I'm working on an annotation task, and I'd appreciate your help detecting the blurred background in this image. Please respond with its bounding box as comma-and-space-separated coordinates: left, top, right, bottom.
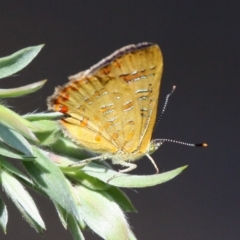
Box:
0, 1, 239, 239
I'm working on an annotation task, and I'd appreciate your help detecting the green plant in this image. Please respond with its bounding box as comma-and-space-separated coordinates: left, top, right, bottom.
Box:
0, 45, 187, 239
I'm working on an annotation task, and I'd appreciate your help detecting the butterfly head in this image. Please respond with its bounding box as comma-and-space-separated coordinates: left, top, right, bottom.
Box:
148, 139, 164, 155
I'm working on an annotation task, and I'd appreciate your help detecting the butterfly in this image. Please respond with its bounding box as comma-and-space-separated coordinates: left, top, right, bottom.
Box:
47, 42, 167, 174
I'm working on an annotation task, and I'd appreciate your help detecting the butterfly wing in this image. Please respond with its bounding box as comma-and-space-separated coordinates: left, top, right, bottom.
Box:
47, 42, 163, 158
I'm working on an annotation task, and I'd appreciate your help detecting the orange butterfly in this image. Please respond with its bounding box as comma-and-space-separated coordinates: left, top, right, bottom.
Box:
47, 42, 206, 174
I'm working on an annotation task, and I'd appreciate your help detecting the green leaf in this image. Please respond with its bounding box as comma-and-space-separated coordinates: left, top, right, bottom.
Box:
0, 45, 44, 79
66, 169, 110, 191
29, 119, 60, 133
0, 123, 34, 157
66, 164, 136, 211
0, 197, 8, 234
23, 147, 81, 222
0, 104, 38, 142
0, 80, 47, 98
67, 214, 85, 240
72, 184, 133, 240
128, 229, 137, 240
55, 204, 85, 240
0, 141, 29, 160
104, 187, 137, 212
28, 120, 60, 146
0, 157, 33, 187
24, 112, 64, 121
82, 163, 188, 188
54, 204, 68, 229
1, 169, 45, 233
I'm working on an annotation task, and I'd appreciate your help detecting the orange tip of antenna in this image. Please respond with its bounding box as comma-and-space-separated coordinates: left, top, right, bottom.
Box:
172, 85, 176, 92
196, 143, 208, 147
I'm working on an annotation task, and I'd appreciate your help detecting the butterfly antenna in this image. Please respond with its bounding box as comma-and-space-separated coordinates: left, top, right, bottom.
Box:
153, 138, 208, 148
154, 85, 176, 130
146, 139, 207, 174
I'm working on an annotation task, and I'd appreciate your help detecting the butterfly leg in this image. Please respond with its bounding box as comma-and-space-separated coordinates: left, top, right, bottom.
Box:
69, 155, 107, 167
118, 161, 137, 173
146, 153, 159, 173
107, 161, 137, 182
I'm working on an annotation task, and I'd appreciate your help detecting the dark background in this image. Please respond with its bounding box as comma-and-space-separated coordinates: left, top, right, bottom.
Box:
0, 1, 239, 239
